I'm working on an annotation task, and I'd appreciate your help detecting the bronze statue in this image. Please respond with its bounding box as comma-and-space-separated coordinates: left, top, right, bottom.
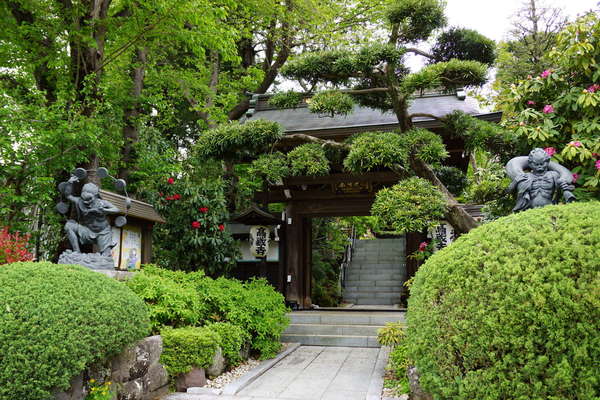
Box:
506, 148, 576, 212
57, 167, 130, 269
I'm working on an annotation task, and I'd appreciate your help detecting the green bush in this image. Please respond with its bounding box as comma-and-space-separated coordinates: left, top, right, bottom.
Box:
206, 322, 250, 366
128, 266, 289, 360
377, 322, 406, 347
160, 327, 220, 375
0, 262, 150, 400
407, 202, 600, 400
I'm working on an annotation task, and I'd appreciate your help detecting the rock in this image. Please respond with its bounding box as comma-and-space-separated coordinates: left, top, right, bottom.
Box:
176, 368, 207, 392
53, 374, 84, 400
118, 378, 144, 400
206, 347, 225, 378
239, 341, 251, 361
407, 365, 433, 400
112, 336, 162, 383
58, 250, 115, 270
143, 363, 168, 393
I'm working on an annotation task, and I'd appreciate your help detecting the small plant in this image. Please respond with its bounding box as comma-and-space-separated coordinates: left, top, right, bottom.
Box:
377, 322, 406, 347
408, 240, 437, 263
0, 227, 33, 264
85, 379, 113, 400
160, 326, 220, 376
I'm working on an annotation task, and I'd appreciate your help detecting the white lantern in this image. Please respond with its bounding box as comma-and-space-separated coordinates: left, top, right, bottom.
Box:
249, 225, 270, 258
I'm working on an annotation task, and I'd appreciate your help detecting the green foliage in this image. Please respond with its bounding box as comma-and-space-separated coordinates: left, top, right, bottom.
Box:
463, 159, 511, 204
194, 119, 283, 160
85, 380, 114, 400
206, 322, 250, 367
151, 175, 238, 274
371, 178, 447, 232
430, 27, 496, 66
386, 0, 447, 43
344, 132, 407, 173
0, 262, 150, 400
126, 265, 211, 332
128, 266, 289, 360
407, 202, 600, 400
287, 144, 331, 176
311, 218, 348, 307
433, 166, 467, 196
389, 342, 410, 380
249, 152, 289, 184
500, 14, 600, 199
160, 326, 220, 375
400, 128, 448, 163
268, 91, 304, 109
308, 91, 355, 117
403, 59, 488, 94
377, 322, 406, 346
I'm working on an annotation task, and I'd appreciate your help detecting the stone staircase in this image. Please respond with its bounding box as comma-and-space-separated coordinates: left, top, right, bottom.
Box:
343, 238, 406, 306
281, 310, 406, 347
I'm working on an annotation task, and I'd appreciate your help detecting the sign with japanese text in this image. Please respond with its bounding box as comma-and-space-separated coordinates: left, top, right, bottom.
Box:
249, 225, 270, 258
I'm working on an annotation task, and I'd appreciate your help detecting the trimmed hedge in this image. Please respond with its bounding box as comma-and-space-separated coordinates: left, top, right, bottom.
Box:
160, 327, 220, 375
0, 262, 150, 400
127, 265, 289, 359
407, 202, 600, 400
207, 322, 250, 367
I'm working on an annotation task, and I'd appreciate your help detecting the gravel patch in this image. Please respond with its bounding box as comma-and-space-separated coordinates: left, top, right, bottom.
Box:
205, 358, 260, 389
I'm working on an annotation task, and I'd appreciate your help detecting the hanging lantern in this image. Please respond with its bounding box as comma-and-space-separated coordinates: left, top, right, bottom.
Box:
249, 225, 270, 258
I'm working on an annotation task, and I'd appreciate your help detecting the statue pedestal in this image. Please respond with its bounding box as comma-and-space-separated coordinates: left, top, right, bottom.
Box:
58, 250, 115, 270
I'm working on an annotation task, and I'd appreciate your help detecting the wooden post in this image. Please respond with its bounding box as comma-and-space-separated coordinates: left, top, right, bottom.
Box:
285, 204, 302, 308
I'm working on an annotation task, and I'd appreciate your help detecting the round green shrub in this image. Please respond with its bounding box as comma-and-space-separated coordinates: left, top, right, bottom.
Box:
0, 262, 150, 400
206, 322, 250, 367
160, 326, 220, 375
407, 202, 600, 400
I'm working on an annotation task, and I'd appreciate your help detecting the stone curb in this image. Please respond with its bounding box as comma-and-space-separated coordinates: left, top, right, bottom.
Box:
366, 345, 391, 400
185, 342, 301, 396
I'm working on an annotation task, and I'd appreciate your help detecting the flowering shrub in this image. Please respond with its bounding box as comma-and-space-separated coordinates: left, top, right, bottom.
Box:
85, 380, 113, 400
0, 227, 33, 264
152, 176, 238, 274
501, 14, 600, 199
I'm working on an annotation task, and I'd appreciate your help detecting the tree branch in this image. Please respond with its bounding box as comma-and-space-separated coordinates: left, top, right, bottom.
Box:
276, 134, 350, 150
405, 47, 434, 59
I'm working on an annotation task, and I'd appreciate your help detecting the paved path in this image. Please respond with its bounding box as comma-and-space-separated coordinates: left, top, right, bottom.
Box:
165, 345, 389, 400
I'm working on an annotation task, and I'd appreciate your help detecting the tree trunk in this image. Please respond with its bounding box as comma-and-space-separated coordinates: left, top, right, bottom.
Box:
409, 156, 478, 234
118, 47, 148, 181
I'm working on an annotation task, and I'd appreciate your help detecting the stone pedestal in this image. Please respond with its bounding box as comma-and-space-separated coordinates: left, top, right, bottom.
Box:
58, 250, 115, 270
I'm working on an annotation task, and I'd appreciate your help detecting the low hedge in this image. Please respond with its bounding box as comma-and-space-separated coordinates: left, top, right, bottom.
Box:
207, 322, 250, 367
127, 265, 289, 359
407, 202, 600, 399
160, 327, 220, 375
0, 262, 150, 400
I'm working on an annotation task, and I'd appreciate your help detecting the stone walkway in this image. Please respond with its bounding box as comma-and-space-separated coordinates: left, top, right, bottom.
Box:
165, 345, 389, 400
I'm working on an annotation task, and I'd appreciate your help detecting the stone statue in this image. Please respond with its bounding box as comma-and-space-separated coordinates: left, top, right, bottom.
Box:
506, 148, 576, 212
57, 167, 130, 270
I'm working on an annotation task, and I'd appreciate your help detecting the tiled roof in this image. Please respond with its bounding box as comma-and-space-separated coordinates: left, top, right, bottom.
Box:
246, 93, 501, 134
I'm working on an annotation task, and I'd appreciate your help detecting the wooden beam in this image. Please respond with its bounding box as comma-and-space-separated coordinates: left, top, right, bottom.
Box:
280, 171, 401, 187
255, 190, 379, 203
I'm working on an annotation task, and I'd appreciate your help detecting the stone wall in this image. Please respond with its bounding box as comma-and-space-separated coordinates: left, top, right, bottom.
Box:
54, 335, 169, 400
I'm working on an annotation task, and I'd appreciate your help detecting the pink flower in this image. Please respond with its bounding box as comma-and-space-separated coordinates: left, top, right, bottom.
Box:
587, 84, 600, 93
191, 221, 201, 229
167, 177, 175, 185
543, 104, 554, 114
595, 160, 600, 170
418, 242, 428, 252
527, 100, 536, 105
572, 173, 579, 183
540, 70, 551, 78
544, 147, 556, 156
569, 141, 582, 147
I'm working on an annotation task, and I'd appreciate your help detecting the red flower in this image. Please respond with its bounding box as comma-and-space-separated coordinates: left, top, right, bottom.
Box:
159, 192, 164, 197
165, 195, 173, 201
418, 241, 428, 252
199, 207, 209, 213
173, 194, 181, 200
218, 224, 225, 232
167, 177, 175, 185
191, 221, 201, 229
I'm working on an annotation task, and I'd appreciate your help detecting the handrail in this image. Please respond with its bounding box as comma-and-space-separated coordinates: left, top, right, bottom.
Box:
340, 225, 356, 290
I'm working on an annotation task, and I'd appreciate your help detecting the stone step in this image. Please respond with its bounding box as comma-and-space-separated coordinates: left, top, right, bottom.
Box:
281, 333, 380, 347
288, 311, 405, 326
346, 267, 402, 274
344, 280, 404, 288
285, 323, 383, 336
346, 272, 404, 281
350, 263, 405, 269
345, 297, 400, 305
344, 288, 403, 296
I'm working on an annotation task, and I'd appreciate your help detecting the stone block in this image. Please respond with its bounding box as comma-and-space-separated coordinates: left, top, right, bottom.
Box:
408, 366, 433, 400
143, 363, 169, 393
112, 336, 162, 383
175, 367, 206, 392
118, 378, 144, 400
206, 347, 225, 378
